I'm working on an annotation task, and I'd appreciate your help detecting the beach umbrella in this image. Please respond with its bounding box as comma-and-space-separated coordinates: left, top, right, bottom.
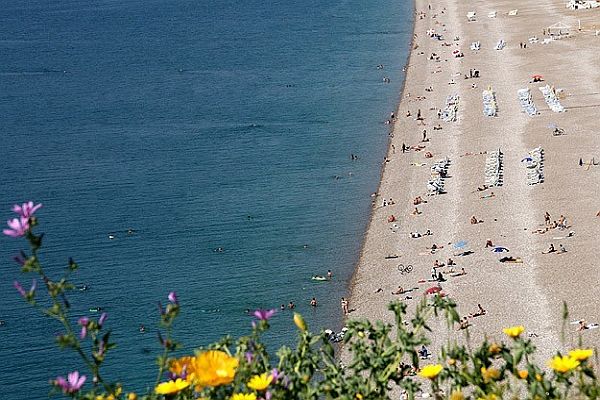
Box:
453, 240, 468, 249
492, 246, 509, 253
532, 74, 543, 81
425, 286, 442, 295
521, 156, 533, 162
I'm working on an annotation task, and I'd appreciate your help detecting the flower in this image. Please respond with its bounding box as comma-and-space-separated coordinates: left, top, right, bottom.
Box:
168, 291, 178, 305
418, 364, 443, 379
488, 343, 501, 354
450, 390, 464, 400
247, 372, 273, 391
155, 378, 190, 395
231, 394, 256, 400
12, 201, 42, 218
549, 355, 580, 373
569, 348, 593, 361
502, 325, 525, 338
518, 370, 529, 379
3, 217, 29, 237
192, 350, 238, 388
78, 317, 90, 339
293, 313, 306, 331
127, 394, 137, 400
98, 312, 108, 327
54, 371, 86, 394
14, 281, 26, 297
170, 356, 193, 379
477, 395, 498, 400
481, 366, 500, 382
253, 309, 276, 321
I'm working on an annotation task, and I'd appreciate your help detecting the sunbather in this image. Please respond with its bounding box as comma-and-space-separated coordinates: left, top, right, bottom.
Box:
542, 243, 556, 254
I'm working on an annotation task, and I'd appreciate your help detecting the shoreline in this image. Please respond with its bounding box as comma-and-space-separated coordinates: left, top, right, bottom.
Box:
348, 0, 600, 358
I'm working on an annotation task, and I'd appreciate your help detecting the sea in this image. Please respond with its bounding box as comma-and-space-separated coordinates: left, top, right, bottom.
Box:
0, 0, 413, 398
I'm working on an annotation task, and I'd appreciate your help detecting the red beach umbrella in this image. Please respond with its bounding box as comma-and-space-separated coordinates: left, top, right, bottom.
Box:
425, 286, 442, 295
532, 74, 543, 82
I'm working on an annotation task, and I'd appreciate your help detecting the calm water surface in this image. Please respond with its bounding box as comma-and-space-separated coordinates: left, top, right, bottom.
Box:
0, 0, 413, 397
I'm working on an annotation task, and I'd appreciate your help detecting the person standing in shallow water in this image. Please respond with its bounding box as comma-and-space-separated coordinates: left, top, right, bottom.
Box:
341, 297, 349, 315
310, 297, 317, 307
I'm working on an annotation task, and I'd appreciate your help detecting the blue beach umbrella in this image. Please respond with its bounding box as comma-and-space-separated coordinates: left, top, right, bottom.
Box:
492, 246, 509, 253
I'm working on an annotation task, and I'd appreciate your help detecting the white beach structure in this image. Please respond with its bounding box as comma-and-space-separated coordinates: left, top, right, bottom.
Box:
467, 11, 476, 21
547, 21, 571, 36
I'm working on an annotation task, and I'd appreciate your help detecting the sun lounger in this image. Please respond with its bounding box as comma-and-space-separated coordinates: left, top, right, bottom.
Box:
539, 85, 565, 112
517, 88, 538, 116
482, 89, 498, 117
440, 94, 459, 122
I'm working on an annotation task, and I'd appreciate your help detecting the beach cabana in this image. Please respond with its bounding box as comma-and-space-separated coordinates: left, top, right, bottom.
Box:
547, 21, 571, 36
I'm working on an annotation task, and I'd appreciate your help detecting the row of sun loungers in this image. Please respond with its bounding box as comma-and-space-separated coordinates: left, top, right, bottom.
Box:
539, 85, 565, 113
470, 41, 481, 51
482, 89, 497, 117
517, 88, 538, 116
441, 95, 459, 122
524, 147, 544, 185
485, 149, 503, 187
427, 158, 451, 195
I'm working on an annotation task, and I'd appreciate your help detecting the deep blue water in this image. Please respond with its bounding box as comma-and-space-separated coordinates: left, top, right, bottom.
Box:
0, 0, 413, 398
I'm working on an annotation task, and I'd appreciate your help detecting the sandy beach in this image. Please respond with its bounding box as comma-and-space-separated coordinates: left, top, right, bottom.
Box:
349, 0, 600, 362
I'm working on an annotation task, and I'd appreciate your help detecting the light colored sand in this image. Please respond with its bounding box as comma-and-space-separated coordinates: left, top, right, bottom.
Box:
349, 0, 600, 363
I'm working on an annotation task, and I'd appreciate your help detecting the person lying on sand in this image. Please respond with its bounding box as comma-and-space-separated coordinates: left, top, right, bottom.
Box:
392, 286, 405, 295
480, 192, 495, 199
412, 207, 422, 215
470, 216, 483, 224
413, 196, 426, 205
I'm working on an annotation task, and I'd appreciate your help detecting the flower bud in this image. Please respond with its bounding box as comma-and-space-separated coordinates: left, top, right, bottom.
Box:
293, 313, 306, 331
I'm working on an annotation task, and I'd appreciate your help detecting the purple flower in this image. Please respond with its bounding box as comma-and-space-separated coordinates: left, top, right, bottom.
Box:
12, 201, 42, 219
98, 341, 105, 357
98, 312, 107, 327
54, 371, 86, 394
14, 279, 36, 298
270, 368, 282, 382
13, 253, 26, 266
14, 281, 26, 297
78, 317, 89, 339
168, 291, 178, 305
245, 352, 254, 363
3, 217, 29, 237
253, 309, 276, 321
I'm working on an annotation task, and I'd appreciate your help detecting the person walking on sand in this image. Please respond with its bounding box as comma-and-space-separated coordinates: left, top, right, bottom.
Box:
327, 269, 333, 279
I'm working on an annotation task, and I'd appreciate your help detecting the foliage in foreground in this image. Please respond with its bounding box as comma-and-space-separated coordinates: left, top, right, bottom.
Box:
4, 201, 600, 400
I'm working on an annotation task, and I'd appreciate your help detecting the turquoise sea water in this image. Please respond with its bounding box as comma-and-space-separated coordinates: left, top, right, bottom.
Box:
0, 0, 413, 397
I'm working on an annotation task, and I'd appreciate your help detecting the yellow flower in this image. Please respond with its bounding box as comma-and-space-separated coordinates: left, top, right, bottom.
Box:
503, 325, 525, 338
535, 373, 543, 382
477, 395, 498, 400
170, 355, 194, 378
155, 378, 191, 395
450, 390, 464, 400
481, 366, 500, 382
488, 343, 501, 354
293, 313, 307, 331
518, 370, 529, 379
447, 358, 456, 366
356, 394, 363, 400
247, 372, 273, 391
193, 350, 239, 388
231, 394, 256, 400
569, 348, 594, 361
418, 364, 443, 379
549, 355, 580, 373
127, 394, 137, 400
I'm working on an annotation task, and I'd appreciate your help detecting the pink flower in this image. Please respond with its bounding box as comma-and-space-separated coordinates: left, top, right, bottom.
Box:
14, 281, 26, 297
253, 309, 276, 321
168, 291, 178, 305
78, 317, 90, 339
3, 217, 29, 237
54, 371, 86, 393
12, 201, 42, 219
